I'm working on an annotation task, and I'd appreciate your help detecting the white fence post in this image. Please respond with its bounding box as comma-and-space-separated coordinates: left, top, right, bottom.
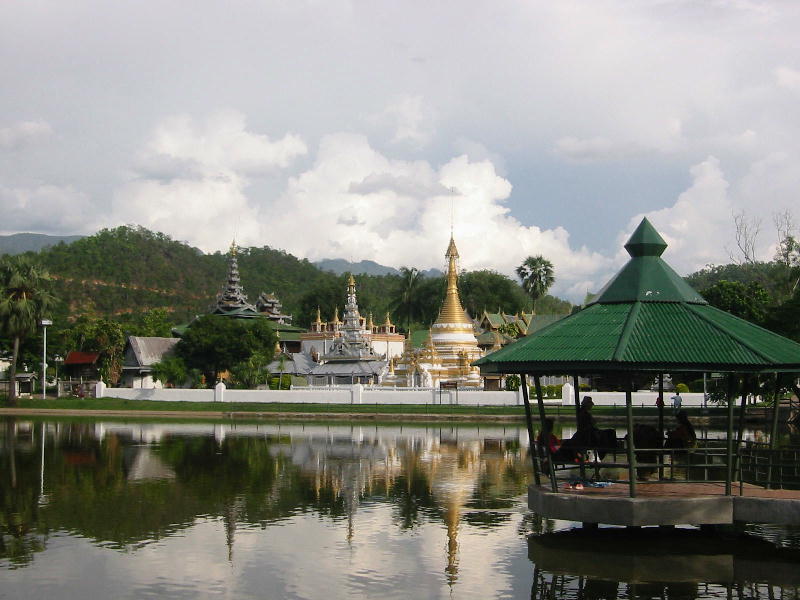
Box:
95, 380, 106, 398
214, 381, 226, 403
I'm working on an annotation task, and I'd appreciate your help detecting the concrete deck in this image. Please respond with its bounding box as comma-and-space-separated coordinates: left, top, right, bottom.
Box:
529, 481, 800, 526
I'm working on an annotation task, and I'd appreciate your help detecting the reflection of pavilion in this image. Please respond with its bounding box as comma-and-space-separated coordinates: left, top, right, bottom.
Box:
529, 528, 800, 600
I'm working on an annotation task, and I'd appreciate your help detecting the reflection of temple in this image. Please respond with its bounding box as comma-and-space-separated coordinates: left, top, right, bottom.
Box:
384, 236, 483, 387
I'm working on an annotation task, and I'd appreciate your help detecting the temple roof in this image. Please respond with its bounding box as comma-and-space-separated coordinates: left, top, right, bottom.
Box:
211, 242, 259, 318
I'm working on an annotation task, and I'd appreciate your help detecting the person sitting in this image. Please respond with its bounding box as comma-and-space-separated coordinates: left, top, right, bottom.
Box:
666, 410, 697, 449
536, 418, 561, 472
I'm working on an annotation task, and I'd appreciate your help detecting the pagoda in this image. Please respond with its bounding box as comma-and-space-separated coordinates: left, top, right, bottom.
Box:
210, 242, 259, 318
388, 235, 483, 387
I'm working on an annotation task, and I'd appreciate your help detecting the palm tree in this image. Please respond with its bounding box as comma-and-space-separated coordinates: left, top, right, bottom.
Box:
0, 256, 54, 407
392, 266, 422, 329
516, 255, 555, 313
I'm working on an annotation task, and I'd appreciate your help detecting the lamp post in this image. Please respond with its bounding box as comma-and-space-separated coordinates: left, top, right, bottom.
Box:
54, 354, 63, 398
40, 319, 52, 400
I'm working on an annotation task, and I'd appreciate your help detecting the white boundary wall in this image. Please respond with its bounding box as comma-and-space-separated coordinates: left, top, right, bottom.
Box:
561, 382, 712, 407
95, 382, 544, 406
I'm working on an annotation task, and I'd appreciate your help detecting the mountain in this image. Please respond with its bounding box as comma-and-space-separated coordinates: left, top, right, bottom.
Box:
315, 258, 443, 278
0, 233, 83, 255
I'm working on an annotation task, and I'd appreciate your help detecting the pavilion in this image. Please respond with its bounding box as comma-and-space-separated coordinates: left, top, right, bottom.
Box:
475, 217, 800, 527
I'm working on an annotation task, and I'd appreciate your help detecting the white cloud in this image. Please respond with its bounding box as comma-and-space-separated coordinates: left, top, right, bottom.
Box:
775, 66, 800, 92
259, 134, 611, 299
0, 119, 52, 150
0, 183, 95, 234
368, 96, 434, 148
111, 111, 307, 246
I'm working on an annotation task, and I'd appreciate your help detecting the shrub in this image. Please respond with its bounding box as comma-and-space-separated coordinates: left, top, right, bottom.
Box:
505, 374, 520, 391
676, 383, 690, 394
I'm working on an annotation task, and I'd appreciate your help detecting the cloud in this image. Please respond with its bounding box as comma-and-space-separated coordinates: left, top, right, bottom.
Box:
0, 183, 96, 234
258, 134, 612, 300
775, 66, 800, 92
111, 111, 307, 245
368, 96, 434, 148
0, 120, 52, 150
553, 136, 644, 162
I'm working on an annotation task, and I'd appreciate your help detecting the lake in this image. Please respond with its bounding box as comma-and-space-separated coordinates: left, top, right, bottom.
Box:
1, 418, 798, 599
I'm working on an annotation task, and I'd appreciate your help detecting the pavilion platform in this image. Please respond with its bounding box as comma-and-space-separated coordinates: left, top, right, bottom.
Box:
529, 480, 800, 527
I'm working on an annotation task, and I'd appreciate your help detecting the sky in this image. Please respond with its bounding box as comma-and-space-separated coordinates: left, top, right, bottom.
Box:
2, 0, 800, 301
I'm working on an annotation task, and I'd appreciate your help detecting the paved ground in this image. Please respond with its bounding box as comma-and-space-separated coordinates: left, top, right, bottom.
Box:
542, 480, 800, 499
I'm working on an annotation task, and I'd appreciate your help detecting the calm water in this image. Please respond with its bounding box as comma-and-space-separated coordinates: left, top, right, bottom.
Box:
1, 418, 798, 599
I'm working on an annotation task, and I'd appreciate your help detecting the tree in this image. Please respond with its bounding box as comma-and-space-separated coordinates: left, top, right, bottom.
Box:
457, 270, 529, 316
391, 267, 423, 329
229, 351, 271, 390
176, 315, 277, 386
0, 256, 54, 406
700, 280, 771, 325
516, 256, 555, 313
60, 317, 126, 383
151, 355, 189, 388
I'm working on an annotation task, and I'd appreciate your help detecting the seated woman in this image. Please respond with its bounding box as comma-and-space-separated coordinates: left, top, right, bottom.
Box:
666, 410, 697, 449
536, 418, 561, 471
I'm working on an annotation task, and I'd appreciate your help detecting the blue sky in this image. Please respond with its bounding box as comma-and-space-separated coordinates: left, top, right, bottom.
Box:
2, 1, 799, 300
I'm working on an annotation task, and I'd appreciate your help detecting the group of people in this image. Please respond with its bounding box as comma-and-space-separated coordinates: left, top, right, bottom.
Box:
536, 395, 698, 467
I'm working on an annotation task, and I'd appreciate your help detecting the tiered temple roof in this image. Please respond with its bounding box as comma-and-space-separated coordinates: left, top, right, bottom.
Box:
210, 242, 259, 318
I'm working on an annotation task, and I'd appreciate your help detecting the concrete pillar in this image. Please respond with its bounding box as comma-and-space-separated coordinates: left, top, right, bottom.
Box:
95, 380, 106, 398
561, 381, 574, 406
351, 383, 363, 404
214, 381, 226, 403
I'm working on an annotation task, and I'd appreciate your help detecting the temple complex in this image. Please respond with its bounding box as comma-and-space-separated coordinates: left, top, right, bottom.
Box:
308, 275, 386, 385
301, 304, 404, 360
383, 236, 482, 388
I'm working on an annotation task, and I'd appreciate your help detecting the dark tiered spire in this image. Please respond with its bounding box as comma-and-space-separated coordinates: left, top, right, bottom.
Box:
211, 242, 258, 318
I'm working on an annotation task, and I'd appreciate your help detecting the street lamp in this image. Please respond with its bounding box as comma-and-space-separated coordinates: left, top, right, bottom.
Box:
40, 319, 52, 400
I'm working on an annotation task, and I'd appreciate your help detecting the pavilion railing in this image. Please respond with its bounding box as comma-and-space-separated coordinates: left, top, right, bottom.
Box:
738, 440, 800, 490
536, 438, 735, 487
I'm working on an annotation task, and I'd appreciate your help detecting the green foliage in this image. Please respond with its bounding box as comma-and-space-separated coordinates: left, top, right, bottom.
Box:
151, 355, 189, 388
176, 315, 276, 385
675, 383, 689, 394
516, 255, 555, 311
59, 316, 126, 383
268, 374, 293, 390
458, 270, 530, 316
0, 256, 55, 405
230, 351, 271, 389
391, 267, 423, 329
504, 374, 520, 391
700, 280, 770, 325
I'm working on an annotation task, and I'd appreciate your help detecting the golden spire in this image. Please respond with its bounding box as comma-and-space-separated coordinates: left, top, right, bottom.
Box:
367, 312, 374, 330
230, 239, 237, 256
388, 357, 395, 374
434, 235, 474, 327
347, 273, 356, 290
333, 306, 340, 323
384, 312, 393, 326
314, 307, 322, 324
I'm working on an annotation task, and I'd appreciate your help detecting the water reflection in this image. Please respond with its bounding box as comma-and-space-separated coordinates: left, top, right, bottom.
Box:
2, 417, 799, 599
530, 528, 800, 600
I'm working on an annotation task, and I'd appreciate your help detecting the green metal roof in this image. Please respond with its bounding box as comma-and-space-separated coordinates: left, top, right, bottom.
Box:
475, 218, 800, 375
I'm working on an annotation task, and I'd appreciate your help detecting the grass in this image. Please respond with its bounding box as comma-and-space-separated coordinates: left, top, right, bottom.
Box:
1, 395, 734, 419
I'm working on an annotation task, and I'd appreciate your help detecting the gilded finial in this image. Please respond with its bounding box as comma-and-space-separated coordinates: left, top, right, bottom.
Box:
230, 239, 237, 256
384, 312, 392, 326
314, 307, 322, 324
367, 312, 374, 330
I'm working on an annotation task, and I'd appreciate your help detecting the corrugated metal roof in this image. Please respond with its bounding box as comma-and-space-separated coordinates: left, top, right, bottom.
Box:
64, 351, 100, 365
475, 218, 800, 375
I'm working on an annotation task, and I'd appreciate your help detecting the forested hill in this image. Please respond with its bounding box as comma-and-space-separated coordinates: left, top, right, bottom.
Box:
24, 225, 573, 329
31, 226, 331, 323
0, 232, 84, 255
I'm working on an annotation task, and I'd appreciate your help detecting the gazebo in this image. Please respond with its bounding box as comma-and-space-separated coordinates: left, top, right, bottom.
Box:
475, 218, 800, 526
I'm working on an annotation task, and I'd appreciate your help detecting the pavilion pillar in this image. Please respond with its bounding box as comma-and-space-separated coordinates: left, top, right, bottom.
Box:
734, 375, 750, 492
768, 375, 781, 489
534, 375, 558, 493
657, 373, 665, 480
769, 374, 781, 450
725, 375, 738, 496
625, 380, 637, 498
572, 375, 585, 479
520, 374, 541, 487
